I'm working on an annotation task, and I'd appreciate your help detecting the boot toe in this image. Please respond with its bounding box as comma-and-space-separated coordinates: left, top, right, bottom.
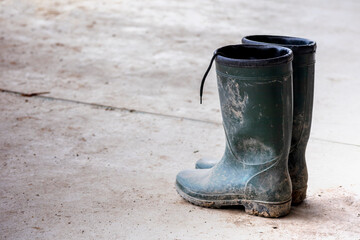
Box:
176, 169, 226, 207
175, 167, 244, 201
175, 169, 210, 197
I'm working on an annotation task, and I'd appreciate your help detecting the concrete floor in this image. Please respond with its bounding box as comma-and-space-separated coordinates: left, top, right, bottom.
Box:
1, 0, 360, 239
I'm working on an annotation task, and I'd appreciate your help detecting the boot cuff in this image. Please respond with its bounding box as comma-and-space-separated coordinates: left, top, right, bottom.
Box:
215, 44, 293, 68
242, 35, 316, 55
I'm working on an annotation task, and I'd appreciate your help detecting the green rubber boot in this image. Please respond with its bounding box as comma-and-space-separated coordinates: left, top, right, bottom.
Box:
195, 35, 316, 205
176, 44, 294, 217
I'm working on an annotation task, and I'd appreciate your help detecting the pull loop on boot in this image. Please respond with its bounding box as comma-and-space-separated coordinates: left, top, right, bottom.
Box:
199, 52, 219, 104
176, 44, 294, 218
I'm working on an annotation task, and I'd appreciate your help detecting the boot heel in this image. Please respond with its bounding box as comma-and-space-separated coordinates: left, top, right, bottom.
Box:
292, 186, 307, 205
243, 200, 291, 218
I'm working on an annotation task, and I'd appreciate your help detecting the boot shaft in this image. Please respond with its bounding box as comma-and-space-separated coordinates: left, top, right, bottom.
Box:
214, 44, 293, 165
241, 35, 316, 150
291, 51, 315, 150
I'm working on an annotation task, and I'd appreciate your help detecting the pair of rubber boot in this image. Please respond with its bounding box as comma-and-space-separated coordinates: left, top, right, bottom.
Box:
175, 35, 316, 218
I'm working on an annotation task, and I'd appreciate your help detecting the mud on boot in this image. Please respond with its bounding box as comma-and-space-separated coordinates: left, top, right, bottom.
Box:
195, 36, 316, 205
176, 44, 294, 218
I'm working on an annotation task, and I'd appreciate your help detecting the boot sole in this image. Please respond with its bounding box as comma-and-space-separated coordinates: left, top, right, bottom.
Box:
195, 164, 307, 206
176, 184, 291, 218
291, 186, 307, 205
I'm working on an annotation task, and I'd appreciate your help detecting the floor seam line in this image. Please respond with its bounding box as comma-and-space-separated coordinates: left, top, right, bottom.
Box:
311, 137, 360, 148
2, 89, 359, 148
0, 88, 221, 126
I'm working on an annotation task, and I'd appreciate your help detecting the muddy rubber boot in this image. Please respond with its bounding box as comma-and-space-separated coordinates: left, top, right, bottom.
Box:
195, 35, 316, 205
176, 44, 294, 217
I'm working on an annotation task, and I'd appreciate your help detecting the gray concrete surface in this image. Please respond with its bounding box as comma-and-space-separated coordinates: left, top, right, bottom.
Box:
1, 0, 360, 239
